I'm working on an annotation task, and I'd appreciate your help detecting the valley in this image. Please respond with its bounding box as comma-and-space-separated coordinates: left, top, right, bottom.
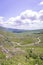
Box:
0, 29, 43, 65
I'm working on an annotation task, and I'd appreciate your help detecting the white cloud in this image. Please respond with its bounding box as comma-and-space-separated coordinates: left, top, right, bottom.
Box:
0, 10, 43, 30
0, 17, 4, 22
0, 17, 5, 26
39, 1, 43, 5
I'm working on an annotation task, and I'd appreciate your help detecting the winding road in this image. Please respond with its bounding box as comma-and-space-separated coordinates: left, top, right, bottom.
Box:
16, 37, 41, 47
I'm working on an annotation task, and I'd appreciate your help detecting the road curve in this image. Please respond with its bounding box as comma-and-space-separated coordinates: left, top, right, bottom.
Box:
16, 37, 41, 47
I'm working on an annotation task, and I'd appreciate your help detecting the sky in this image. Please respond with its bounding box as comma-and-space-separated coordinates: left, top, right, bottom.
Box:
0, 0, 43, 30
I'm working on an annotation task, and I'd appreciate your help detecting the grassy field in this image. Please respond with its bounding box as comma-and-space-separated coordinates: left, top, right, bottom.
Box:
0, 30, 43, 65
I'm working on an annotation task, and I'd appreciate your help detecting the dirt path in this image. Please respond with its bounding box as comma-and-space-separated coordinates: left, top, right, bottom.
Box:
35, 37, 41, 44
16, 37, 41, 47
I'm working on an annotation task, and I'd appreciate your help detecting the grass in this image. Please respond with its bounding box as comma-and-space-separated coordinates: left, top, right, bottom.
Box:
0, 30, 43, 65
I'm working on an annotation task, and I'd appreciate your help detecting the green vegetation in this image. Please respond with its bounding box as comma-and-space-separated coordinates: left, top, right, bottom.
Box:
0, 30, 43, 65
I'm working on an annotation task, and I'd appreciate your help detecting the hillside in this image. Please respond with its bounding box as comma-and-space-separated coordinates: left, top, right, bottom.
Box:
0, 28, 43, 65
0, 26, 43, 33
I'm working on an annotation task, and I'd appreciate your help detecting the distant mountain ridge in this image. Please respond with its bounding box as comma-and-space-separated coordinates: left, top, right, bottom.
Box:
0, 26, 43, 33
0, 26, 26, 33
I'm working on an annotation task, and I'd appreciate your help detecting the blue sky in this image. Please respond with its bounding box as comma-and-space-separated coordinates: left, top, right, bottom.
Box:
0, 0, 43, 18
0, 0, 43, 30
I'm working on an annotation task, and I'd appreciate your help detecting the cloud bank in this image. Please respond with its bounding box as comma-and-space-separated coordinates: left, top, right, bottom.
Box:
0, 10, 43, 30
39, 1, 43, 5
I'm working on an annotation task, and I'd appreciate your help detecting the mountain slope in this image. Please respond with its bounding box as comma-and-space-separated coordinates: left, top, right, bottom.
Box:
0, 28, 43, 65
0, 26, 43, 33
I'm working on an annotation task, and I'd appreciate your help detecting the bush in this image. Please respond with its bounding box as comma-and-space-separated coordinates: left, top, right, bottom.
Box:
32, 53, 38, 59
29, 52, 38, 59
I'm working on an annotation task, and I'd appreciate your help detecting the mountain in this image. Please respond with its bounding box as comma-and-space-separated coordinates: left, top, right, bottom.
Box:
0, 26, 43, 65
0, 26, 26, 33
0, 26, 43, 33
26, 29, 43, 34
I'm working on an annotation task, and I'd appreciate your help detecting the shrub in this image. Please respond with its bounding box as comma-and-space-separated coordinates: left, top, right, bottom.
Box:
29, 52, 38, 59
32, 53, 38, 59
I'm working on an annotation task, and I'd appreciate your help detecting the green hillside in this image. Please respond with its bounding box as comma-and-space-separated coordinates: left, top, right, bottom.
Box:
0, 29, 43, 65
